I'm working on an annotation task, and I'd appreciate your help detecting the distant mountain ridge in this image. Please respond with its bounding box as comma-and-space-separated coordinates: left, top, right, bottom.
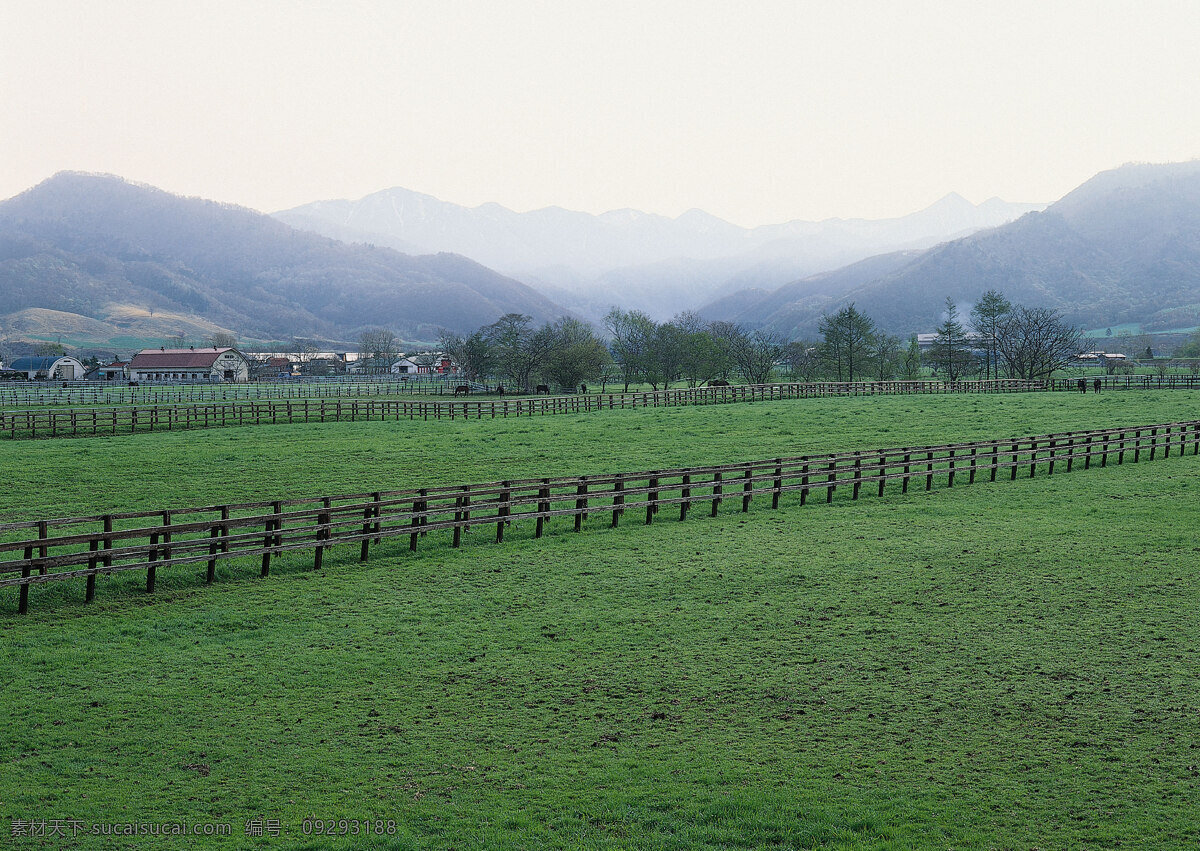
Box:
699, 161, 1200, 338
0, 172, 566, 347
274, 188, 1043, 319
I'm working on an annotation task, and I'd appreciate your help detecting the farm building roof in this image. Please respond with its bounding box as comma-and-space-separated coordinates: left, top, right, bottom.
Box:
128, 347, 240, 369
8, 356, 70, 371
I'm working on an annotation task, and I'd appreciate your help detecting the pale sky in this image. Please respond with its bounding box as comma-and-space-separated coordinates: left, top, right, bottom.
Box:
2, 0, 1199, 227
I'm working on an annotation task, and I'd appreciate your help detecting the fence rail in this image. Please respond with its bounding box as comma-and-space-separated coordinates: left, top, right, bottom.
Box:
0, 377, 459, 408
4, 418, 1197, 614
0, 380, 1049, 440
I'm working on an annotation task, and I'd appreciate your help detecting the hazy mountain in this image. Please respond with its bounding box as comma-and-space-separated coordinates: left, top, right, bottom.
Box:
700, 161, 1200, 338
0, 173, 566, 346
274, 188, 1042, 319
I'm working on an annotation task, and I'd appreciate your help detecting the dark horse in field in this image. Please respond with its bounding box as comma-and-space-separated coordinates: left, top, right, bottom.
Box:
454, 385, 470, 396
536, 384, 550, 394
580, 384, 587, 394
495, 385, 505, 396
1093, 378, 1102, 392
1077, 378, 1087, 393
707, 379, 730, 387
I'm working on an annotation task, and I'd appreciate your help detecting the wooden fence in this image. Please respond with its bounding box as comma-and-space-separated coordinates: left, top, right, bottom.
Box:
4, 419, 1197, 615
0, 376, 459, 408
1050, 375, 1200, 391
0, 380, 1049, 440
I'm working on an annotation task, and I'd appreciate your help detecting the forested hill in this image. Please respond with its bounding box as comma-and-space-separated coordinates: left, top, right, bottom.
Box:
0, 172, 566, 343
703, 161, 1200, 337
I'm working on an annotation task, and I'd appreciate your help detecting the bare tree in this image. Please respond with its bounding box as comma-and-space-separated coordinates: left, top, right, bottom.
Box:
359, 327, 399, 374
208, 331, 239, 349
997, 306, 1083, 380
729, 327, 787, 385
784, 340, 820, 381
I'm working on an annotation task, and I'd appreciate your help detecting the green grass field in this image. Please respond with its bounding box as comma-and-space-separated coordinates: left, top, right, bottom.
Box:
2, 392, 1199, 848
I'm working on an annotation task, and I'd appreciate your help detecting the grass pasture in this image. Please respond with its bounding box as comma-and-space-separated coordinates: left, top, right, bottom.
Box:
2, 392, 1200, 848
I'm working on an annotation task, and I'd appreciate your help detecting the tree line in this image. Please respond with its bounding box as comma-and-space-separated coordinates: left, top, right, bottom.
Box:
356, 289, 1082, 392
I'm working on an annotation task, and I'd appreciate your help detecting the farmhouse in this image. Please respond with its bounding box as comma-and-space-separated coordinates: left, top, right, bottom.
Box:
128, 347, 251, 382
6, 355, 87, 380
92, 360, 130, 381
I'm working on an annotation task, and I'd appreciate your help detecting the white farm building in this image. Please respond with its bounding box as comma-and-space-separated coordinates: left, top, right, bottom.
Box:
128, 347, 251, 382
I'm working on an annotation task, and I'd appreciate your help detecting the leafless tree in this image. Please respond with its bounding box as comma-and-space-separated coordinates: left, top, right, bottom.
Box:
997, 306, 1083, 380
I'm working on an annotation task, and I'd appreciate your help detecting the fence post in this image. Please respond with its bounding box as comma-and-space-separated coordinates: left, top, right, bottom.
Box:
826, 459, 837, 503
536, 479, 551, 537
647, 474, 660, 524
102, 515, 113, 568
207, 521, 220, 583
575, 478, 588, 531
1010, 442, 1019, 480
947, 449, 956, 487
86, 539, 99, 603
612, 476, 624, 527
1150, 428, 1159, 461
773, 460, 783, 508
1048, 440, 1056, 475
498, 482, 511, 542
261, 504, 276, 577
852, 454, 862, 500
360, 498, 374, 561
925, 451, 934, 491
711, 471, 724, 516
1066, 437, 1074, 473
147, 530, 159, 594
453, 490, 466, 548
1133, 429, 1141, 463
741, 466, 753, 511
1029, 440, 1038, 477
680, 474, 691, 520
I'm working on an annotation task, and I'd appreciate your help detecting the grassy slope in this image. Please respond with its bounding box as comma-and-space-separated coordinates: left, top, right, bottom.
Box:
2, 392, 1199, 848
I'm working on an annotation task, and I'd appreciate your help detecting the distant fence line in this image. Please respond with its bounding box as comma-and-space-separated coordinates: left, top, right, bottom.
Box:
0, 376, 460, 408
2, 373, 1198, 411
3, 418, 1196, 615
0, 380, 1050, 440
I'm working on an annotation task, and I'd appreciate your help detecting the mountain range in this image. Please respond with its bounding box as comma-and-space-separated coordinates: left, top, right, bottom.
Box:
0, 172, 563, 348
274, 189, 1042, 320
3, 162, 1200, 353
702, 161, 1200, 338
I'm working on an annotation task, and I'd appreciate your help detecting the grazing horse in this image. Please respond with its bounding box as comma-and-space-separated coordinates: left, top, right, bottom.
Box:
536, 384, 550, 394
1093, 378, 1102, 393
454, 384, 470, 396
708, 379, 730, 387
495, 384, 505, 397
580, 384, 587, 394
1077, 378, 1087, 393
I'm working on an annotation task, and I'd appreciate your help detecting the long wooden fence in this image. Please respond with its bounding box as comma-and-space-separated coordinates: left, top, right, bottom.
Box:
0, 376, 458, 408
4, 419, 1197, 614
0, 380, 1048, 440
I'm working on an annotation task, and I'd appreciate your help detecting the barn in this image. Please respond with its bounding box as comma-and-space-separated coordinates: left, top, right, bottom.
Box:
6, 355, 87, 380
128, 347, 251, 382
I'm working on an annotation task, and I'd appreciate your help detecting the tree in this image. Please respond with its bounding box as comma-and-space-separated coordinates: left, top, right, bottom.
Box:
784, 340, 820, 381
358, 327, 398, 374
542, 317, 609, 391
997, 306, 1083, 379
484, 313, 556, 392
928, 298, 971, 381
873, 334, 902, 380
208, 331, 238, 349
970, 290, 1012, 379
900, 334, 923, 379
604, 308, 656, 391
439, 330, 494, 383
818, 303, 877, 381
728, 326, 787, 385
